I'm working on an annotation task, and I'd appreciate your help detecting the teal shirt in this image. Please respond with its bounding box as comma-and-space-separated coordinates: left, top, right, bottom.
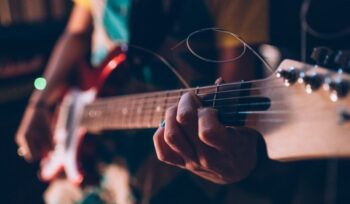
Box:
88, 0, 131, 66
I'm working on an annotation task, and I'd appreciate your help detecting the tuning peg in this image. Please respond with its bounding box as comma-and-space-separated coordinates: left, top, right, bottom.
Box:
311, 47, 334, 66
302, 73, 324, 93
276, 67, 300, 86
328, 79, 350, 102
334, 50, 350, 71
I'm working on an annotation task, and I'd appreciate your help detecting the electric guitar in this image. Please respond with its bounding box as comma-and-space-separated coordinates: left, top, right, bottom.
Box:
39, 46, 350, 184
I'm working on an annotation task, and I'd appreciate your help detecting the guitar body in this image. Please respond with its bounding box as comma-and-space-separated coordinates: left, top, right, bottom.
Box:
40, 88, 96, 183
40, 47, 128, 184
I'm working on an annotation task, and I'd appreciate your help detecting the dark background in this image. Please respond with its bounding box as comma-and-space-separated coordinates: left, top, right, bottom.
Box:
0, 0, 349, 203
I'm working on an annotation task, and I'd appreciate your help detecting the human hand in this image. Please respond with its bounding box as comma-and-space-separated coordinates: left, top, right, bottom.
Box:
15, 104, 53, 161
153, 92, 258, 184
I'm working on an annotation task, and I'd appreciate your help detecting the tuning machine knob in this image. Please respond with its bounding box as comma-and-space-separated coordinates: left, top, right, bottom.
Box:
276, 67, 300, 86
311, 47, 334, 66
301, 73, 324, 94
334, 50, 350, 72
328, 79, 350, 102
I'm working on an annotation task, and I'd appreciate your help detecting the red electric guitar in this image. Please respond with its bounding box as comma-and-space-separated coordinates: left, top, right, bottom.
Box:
39, 46, 350, 184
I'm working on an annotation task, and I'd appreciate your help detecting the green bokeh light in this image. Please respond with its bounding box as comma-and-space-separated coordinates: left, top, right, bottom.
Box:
34, 77, 47, 90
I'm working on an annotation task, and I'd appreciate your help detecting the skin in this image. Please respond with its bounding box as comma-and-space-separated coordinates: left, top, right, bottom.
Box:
153, 92, 259, 184
16, 5, 92, 161
153, 47, 261, 184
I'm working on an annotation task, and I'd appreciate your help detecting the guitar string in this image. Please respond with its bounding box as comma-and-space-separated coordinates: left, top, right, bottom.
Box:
85, 95, 340, 124
85, 102, 333, 124
83, 77, 338, 126
89, 77, 283, 110
82, 96, 333, 128
214, 101, 281, 109
89, 114, 327, 127
84, 86, 336, 119
82, 88, 336, 125
90, 99, 280, 113
99, 83, 284, 106
85, 85, 307, 114
85, 96, 271, 120
85, 112, 333, 129
83, 100, 281, 120
90, 91, 269, 111
90, 94, 277, 112
95, 112, 297, 124
90, 100, 316, 118
100, 68, 340, 106
82, 75, 339, 128
92, 75, 279, 104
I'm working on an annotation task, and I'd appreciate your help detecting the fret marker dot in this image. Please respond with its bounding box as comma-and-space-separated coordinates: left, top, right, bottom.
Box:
156, 106, 161, 112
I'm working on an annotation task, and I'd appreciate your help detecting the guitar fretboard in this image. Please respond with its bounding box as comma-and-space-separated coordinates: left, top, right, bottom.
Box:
80, 81, 270, 131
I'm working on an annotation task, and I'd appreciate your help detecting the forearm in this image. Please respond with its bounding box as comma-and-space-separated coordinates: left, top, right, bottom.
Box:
16, 5, 92, 161
30, 31, 90, 106
30, 4, 92, 106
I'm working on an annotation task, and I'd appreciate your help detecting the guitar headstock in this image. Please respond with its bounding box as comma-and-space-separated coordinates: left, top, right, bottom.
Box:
248, 57, 350, 161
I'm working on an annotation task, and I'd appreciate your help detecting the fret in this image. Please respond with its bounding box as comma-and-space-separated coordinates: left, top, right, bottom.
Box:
121, 99, 129, 128
195, 86, 199, 95
101, 104, 107, 129
152, 114, 163, 127
120, 98, 128, 129
125, 96, 133, 128
100, 104, 108, 129
110, 102, 118, 129
196, 86, 216, 96
143, 95, 151, 127
132, 96, 139, 128
131, 96, 139, 128
152, 93, 165, 126
115, 106, 122, 128
107, 103, 115, 128
140, 95, 148, 128
215, 80, 246, 126
137, 96, 145, 128
162, 91, 169, 121
212, 83, 219, 107
149, 94, 157, 128
178, 89, 183, 102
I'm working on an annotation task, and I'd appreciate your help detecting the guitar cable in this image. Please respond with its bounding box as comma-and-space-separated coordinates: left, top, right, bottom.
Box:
171, 27, 275, 74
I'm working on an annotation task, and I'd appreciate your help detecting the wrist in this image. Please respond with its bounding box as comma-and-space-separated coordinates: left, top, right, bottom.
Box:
28, 91, 53, 110
27, 100, 50, 109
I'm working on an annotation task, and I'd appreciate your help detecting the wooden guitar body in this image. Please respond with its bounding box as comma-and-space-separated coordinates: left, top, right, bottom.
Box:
40, 47, 127, 184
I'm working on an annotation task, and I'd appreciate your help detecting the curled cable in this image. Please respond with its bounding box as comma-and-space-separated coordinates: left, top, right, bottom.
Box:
172, 27, 274, 73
